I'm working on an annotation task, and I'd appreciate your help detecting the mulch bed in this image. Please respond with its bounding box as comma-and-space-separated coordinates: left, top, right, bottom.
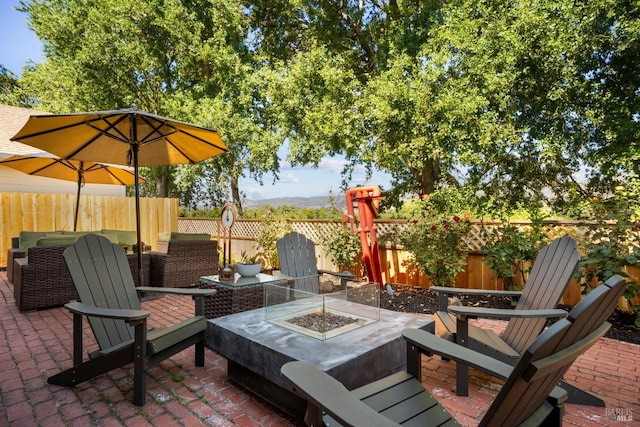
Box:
378, 283, 640, 345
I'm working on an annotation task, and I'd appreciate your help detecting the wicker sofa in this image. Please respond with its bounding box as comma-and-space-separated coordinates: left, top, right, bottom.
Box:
10, 230, 145, 311
150, 233, 219, 288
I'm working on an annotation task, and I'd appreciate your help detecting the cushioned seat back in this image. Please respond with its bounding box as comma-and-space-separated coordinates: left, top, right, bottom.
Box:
36, 236, 80, 247
64, 234, 140, 350
20, 231, 60, 251
101, 229, 137, 246
170, 232, 211, 241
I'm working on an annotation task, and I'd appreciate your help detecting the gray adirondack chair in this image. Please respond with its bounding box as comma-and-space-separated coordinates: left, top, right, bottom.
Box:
47, 234, 216, 406
431, 235, 581, 396
281, 275, 626, 427
276, 231, 355, 293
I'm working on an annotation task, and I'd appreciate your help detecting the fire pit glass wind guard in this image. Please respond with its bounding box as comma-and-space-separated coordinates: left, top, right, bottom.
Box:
264, 278, 380, 340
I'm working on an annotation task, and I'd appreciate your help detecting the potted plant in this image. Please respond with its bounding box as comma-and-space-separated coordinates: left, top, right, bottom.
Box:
235, 251, 262, 277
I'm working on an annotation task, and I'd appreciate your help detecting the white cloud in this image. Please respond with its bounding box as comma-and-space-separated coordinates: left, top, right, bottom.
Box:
278, 172, 300, 184
319, 157, 347, 173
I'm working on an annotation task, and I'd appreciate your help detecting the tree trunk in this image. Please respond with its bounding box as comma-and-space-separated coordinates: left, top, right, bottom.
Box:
231, 175, 243, 216
419, 155, 441, 196
156, 165, 170, 197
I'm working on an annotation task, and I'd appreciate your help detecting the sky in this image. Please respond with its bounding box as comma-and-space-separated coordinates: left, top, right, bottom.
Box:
0, 2, 392, 199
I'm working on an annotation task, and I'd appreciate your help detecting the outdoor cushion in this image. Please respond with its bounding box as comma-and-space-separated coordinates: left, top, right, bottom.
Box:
101, 229, 137, 246
61, 231, 94, 237
37, 233, 112, 247
98, 230, 120, 245
19, 231, 61, 251
170, 232, 211, 241
37, 236, 82, 247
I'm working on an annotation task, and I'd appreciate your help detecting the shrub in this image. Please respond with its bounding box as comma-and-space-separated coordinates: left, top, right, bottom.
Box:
399, 201, 471, 286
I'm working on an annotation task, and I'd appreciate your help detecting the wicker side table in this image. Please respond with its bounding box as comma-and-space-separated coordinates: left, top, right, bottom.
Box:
199, 274, 286, 319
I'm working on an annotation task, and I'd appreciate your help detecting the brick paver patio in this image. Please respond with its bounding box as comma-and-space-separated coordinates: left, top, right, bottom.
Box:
0, 270, 638, 426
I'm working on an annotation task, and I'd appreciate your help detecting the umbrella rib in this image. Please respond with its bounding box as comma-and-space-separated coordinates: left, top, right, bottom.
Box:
174, 128, 228, 152
163, 135, 200, 163
9, 113, 127, 142
96, 113, 132, 143
137, 114, 178, 144
136, 114, 227, 154
30, 158, 78, 175
65, 115, 131, 159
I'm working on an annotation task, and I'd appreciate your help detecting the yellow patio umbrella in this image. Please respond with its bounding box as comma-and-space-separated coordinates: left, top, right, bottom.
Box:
0, 154, 142, 231
11, 107, 228, 284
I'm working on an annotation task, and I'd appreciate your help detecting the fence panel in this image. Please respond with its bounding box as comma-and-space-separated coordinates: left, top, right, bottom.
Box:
0, 192, 178, 266
178, 217, 626, 305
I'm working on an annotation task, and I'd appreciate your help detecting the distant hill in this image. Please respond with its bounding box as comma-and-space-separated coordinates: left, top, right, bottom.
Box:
243, 195, 346, 210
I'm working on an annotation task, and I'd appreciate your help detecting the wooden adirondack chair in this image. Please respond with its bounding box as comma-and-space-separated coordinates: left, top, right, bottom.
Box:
431, 235, 581, 396
47, 234, 216, 406
281, 275, 627, 427
276, 231, 355, 293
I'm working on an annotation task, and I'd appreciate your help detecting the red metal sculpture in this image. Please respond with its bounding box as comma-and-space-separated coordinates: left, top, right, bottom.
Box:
343, 186, 384, 286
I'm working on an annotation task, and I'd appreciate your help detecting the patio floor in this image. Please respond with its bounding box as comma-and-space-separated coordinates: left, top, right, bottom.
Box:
0, 271, 638, 426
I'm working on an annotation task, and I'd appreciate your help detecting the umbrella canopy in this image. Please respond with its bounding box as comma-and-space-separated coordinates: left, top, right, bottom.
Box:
0, 154, 141, 230
11, 107, 228, 284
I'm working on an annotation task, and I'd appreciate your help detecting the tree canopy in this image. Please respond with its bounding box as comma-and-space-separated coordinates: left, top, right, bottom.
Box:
6, 0, 639, 218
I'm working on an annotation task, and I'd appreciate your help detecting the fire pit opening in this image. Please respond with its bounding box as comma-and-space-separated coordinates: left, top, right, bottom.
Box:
264, 281, 380, 340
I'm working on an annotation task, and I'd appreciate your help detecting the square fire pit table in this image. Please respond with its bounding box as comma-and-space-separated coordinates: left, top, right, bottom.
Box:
207, 304, 434, 420
199, 273, 288, 319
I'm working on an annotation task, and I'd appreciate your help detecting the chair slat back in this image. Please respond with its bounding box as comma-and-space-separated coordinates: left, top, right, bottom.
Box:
481, 275, 626, 426
64, 234, 140, 350
502, 235, 581, 352
277, 231, 320, 293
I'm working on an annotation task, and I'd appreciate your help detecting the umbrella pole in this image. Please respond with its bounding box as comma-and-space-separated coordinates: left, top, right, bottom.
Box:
74, 172, 81, 231
131, 115, 143, 288
74, 162, 85, 232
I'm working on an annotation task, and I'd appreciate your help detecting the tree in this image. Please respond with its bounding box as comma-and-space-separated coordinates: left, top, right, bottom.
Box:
17, 0, 640, 218
0, 64, 33, 107
17, 0, 280, 212
252, 0, 640, 215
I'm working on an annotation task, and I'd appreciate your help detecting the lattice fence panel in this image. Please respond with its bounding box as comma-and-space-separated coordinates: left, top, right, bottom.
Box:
178, 218, 220, 236
178, 218, 611, 250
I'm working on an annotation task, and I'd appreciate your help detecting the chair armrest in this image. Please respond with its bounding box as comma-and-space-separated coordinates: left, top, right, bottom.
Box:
318, 269, 356, 279
136, 286, 215, 316
430, 286, 522, 310
8, 247, 26, 257
65, 301, 150, 322
430, 286, 522, 298
448, 305, 568, 320
281, 361, 399, 427
318, 270, 359, 289
402, 329, 513, 380
15, 257, 29, 268
146, 250, 168, 257
136, 286, 216, 297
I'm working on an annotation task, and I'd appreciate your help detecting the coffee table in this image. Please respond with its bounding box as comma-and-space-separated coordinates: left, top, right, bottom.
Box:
199, 273, 287, 318
207, 305, 434, 420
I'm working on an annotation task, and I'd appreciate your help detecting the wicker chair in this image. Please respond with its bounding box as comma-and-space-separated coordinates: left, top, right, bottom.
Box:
150, 240, 219, 288
13, 245, 78, 311
13, 241, 151, 312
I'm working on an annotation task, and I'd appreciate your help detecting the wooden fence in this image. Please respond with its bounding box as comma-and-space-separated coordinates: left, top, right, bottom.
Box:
4, 206, 634, 306
0, 192, 178, 266
177, 217, 615, 305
